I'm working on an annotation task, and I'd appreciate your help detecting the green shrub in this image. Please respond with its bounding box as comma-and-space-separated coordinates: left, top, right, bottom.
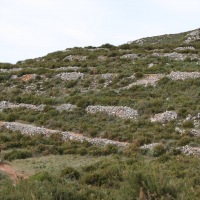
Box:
30, 171, 52, 182
4, 150, 32, 161
60, 167, 80, 180
152, 145, 166, 157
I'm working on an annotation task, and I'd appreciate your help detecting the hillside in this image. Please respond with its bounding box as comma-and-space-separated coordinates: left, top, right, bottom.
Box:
0, 28, 200, 199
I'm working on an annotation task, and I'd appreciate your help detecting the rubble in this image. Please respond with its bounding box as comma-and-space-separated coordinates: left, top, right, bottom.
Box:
86, 105, 138, 119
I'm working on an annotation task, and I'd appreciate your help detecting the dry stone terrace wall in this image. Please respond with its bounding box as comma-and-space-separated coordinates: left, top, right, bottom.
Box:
86, 106, 138, 119
63, 55, 87, 61
180, 145, 200, 156
167, 71, 200, 80
0, 101, 45, 111
56, 72, 84, 81
0, 122, 128, 147
140, 143, 161, 150
150, 111, 177, 123
121, 54, 139, 59
54, 66, 80, 72
0, 68, 22, 73
152, 52, 200, 61
174, 46, 195, 51
55, 104, 77, 112
0, 101, 77, 112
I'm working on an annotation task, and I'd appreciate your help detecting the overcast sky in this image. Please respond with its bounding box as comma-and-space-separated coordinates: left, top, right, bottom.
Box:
1, 0, 200, 64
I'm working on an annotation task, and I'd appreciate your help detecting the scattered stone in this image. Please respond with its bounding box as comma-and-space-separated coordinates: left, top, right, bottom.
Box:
148, 63, 154, 68
167, 71, 200, 80
56, 72, 84, 81
175, 127, 186, 134
150, 111, 177, 123
191, 129, 200, 137
86, 105, 138, 119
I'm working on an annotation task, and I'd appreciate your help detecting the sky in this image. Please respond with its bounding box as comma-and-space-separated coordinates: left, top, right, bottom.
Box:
1, 0, 200, 64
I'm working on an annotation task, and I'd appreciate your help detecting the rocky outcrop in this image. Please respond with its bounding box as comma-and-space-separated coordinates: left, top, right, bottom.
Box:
0, 121, 128, 147
86, 106, 138, 119
180, 145, 200, 156
167, 71, 200, 80
55, 104, 77, 112
0, 101, 44, 112
150, 111, 177, 123
56, 72, 84, 81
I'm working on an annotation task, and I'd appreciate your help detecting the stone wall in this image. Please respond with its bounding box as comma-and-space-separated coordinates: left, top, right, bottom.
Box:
0, 121, 128, 147
0, 101, 44, 112
86, 105, 138, 119
55, 104, 77, 112
150, 111, 177, 123
167, 71, 200, 80
63, 55, 87, 61
56, 72, 84, 81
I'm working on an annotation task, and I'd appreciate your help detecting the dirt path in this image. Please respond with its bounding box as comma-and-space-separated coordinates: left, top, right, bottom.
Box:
0, 163, 28, 184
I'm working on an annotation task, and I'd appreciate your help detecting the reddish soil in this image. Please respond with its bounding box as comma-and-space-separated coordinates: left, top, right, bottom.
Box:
0, 163, 28, 184
19, 74, 35, 82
